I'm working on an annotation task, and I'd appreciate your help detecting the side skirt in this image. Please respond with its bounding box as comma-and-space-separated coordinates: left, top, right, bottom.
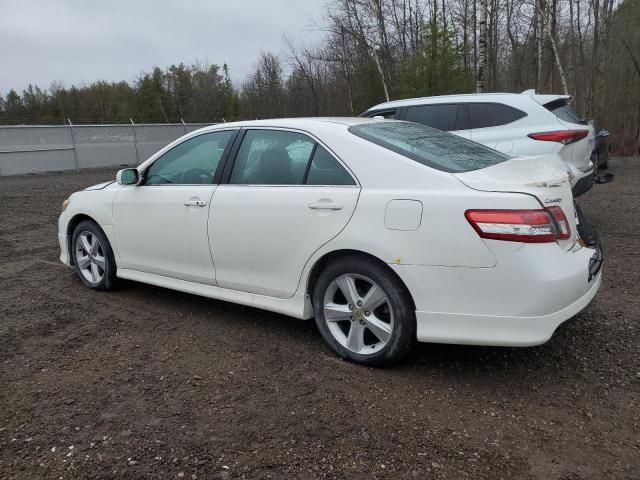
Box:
116, 269, 312, 320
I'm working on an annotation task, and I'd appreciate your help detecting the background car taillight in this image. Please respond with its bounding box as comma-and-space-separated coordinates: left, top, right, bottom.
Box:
527, 130, 589, 145
465, 209, 566, 243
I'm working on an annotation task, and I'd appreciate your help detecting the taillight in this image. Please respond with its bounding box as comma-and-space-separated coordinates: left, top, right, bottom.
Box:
465, 209, 558, 243
545, 205, 571, 240
528, 130, 589, 144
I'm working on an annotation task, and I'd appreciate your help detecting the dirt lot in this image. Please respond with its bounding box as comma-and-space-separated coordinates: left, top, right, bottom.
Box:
0, 158, 639, 480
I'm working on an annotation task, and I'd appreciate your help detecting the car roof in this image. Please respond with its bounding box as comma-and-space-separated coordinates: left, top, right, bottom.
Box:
199, 117, 376, 132
364, 91, 572, 112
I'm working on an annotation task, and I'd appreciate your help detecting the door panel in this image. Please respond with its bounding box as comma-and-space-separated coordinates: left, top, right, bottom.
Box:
112, 129, 236, 285
209, 186, 359, 298
113, 185, 217, 284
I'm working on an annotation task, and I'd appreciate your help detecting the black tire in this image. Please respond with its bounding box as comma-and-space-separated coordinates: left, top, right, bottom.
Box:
312, 255, 416, 367
71, 220, 117, 290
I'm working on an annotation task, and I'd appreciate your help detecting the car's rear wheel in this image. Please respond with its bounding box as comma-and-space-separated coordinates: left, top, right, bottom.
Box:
312, 256, 415, 366
71, 220, 117, 290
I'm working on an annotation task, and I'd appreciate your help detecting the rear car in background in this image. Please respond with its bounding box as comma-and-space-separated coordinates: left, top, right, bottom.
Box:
361, 91, 597, 197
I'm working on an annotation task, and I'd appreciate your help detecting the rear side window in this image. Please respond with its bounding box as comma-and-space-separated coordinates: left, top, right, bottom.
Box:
468, 103, 527, 129
229, 130, 313, 185
405, 104, 463, 131
228, 129, 355, 186
349, 121, 510, 173
306, 146, 355, 185
545, 100, 586, 125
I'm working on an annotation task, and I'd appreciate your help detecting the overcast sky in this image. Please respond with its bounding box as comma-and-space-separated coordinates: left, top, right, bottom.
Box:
0, 0, 328, 94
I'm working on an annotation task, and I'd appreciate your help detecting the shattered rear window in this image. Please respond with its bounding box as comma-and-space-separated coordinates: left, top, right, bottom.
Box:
349, 121, 511, 173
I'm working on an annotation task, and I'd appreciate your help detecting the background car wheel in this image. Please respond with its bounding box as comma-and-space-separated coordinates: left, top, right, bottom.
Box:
312, 255, 416, 367
71, 220, 117, 290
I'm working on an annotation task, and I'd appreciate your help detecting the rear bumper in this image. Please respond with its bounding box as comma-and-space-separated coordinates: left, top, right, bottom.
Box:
413, 271, 601, 346
392, 233, 603, 347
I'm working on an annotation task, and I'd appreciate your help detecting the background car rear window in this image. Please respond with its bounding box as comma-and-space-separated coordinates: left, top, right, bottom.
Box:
468, 103, 527, 129
349, 121, 510, 173
405, 104, 459, 131
544, 100, 587, 125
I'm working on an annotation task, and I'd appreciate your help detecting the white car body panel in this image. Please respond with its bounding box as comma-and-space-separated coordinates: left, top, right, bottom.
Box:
116, 268, 311, 319
113, 185, 217, 285
209, 184, 360, 298
58, 117, 602, 348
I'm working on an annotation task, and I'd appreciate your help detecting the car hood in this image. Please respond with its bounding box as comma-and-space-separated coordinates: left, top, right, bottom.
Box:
84, 181, 115, 191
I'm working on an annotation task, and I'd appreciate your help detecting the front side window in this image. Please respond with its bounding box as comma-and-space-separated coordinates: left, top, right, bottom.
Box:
468, 103, 527, 129
349, 121, 510, 173
405, 104, 460, 131
145, 130, 234, 185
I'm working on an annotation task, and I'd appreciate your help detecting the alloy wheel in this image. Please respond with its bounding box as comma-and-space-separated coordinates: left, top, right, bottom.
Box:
323, 273, 394, 355
75, 231, 105, 284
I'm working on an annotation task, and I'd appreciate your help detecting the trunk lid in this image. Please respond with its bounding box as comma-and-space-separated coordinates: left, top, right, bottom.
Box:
454, 154, 577, 250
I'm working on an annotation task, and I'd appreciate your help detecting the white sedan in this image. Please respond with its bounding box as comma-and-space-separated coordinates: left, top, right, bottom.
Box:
58, 118, 603, 366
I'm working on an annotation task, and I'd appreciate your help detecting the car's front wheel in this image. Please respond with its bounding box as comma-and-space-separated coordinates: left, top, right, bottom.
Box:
71, 220, 117, 290
312, 256, 416, 366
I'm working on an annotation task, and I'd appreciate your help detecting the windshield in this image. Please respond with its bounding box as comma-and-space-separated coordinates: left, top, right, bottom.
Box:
348, 121, 511, 173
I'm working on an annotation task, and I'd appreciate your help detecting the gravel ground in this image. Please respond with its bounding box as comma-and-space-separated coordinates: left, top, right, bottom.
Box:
0, 158, 639, 480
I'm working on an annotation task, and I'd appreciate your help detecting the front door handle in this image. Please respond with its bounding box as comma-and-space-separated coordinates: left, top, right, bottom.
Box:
309, 202, 343, 210
184, 200, 207, 207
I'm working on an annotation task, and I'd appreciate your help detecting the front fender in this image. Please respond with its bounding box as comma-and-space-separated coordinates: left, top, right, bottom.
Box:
59, 186, 120, 265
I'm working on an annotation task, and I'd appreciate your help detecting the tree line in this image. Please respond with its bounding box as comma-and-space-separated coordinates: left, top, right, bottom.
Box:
1, 0, 639, 154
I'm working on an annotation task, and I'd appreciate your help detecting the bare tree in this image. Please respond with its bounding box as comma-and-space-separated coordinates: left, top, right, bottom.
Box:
477, 0, 488, 92
536, 0, 545, 91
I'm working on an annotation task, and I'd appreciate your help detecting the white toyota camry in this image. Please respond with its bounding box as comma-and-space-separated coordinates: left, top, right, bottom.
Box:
58, 118, 603, 366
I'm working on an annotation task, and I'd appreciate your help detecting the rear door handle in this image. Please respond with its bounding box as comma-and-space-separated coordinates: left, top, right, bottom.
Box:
309, 202, 343, 210
184, 200, 207, 207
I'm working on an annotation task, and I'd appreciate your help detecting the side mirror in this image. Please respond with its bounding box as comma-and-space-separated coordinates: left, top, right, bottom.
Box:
116, 168, 140, 186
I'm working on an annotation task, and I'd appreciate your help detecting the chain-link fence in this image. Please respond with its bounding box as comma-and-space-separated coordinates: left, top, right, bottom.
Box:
0, 122, 213, 176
